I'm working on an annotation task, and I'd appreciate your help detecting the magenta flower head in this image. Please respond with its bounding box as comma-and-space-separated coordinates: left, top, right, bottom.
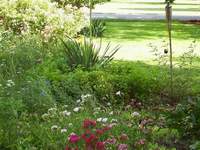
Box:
96, 142, 105, 150
118, 144, 128, 150
69, 133, 80, 143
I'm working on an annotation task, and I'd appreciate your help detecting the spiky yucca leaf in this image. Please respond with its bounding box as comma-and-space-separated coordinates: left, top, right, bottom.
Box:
61, 38, 119, 69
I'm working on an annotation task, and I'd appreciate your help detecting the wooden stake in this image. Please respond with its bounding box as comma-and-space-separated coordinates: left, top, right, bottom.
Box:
165, 2, 173, 99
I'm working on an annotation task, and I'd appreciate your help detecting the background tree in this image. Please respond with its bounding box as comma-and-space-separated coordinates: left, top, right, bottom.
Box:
53, 0, 110, 8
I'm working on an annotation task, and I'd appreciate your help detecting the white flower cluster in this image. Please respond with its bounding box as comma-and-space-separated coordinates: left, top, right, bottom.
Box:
6, 80, 15, 87
0, 0, 87, 41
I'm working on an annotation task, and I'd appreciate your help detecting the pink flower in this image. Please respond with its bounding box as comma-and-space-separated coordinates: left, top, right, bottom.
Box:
69, 134, 80, 143
137, 139, 145, 145
118, 144, 128, 150
105, 138, 117, 144
96, 142, 105, 150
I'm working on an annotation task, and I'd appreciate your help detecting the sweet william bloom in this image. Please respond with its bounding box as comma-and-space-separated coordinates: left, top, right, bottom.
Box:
106, 138, 117, 144
96, 129, 104, 135
83, 119, 96, 129
102, 125, 112, 132
137, 139, 146, 145
69, 134, 80, 143
82, 132, 97, 143
96, 142, 105, 150
118, 144, 128, 150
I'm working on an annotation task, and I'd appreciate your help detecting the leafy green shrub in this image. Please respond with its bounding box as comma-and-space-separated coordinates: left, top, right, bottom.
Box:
166, 97, 200, 139
0, 0, 86, 41
0, 34, 45, 79
61, 38, 119, 69
80, 19, 106, 37
0, 99, 24, 149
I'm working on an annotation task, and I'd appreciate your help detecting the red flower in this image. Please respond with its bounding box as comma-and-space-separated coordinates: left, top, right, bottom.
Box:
65, 146, 71, 150
102, 125, 112, 132
96, 129, 104, 135
83, 119, 96, 129
69, 134, 80, 143
82, 132, 97, 143
96, 142, 105, 150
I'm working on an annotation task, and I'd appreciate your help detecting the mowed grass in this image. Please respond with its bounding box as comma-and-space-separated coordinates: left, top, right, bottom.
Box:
103, 20, 200, 42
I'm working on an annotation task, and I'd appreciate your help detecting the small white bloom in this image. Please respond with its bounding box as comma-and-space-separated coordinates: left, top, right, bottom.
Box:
94, 107, 101, 111
63, 105, 68, 108
48, 108, 57, 114
61, 128, 67, 133
73, 107, 81, 112
51, 125, 58, 131
81, 94, 92, 100
68, 123, 73, 127
62, 110, 71, 116
109, 111, 114, 115
42, 113, 49, 120
116, 91, 121, 96
97, 118, 103, 122
76, 99, 81, 103
102, 118, 108, 123
131, 112, 140, 117
107, 102, 111, 106
111, 119, 118, 123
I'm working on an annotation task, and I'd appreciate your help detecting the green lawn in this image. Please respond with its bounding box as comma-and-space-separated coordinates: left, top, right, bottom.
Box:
103, 20, 200, 42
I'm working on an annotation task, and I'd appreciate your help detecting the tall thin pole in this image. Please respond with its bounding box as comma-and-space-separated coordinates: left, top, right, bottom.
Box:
89, 0, 93, 43
165, 2, 173, 99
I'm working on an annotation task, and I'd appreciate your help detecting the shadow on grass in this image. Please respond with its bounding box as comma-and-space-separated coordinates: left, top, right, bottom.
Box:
103, 20, 200, 41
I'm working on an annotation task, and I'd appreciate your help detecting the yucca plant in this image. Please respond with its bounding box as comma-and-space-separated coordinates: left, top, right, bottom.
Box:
80, 19, 106, 37
61, 37, 119, 69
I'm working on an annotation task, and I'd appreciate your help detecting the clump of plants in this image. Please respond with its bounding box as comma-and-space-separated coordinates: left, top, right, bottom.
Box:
61, 37, 120, 69
80, 19, 106, 37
